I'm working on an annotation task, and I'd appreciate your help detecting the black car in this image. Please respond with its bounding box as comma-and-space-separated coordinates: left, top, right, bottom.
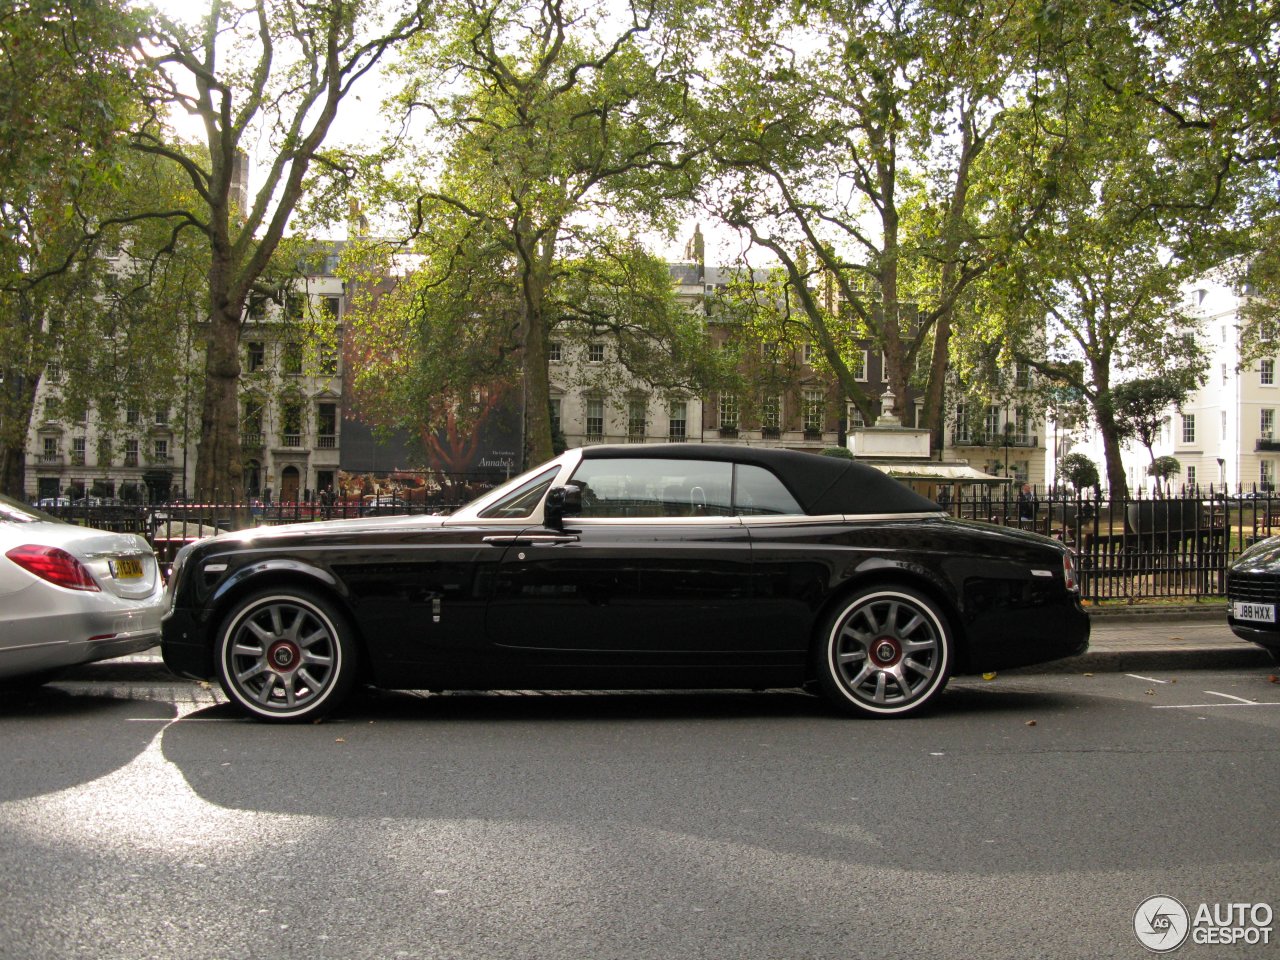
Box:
1227, 535, 1280, 663
161, 444, 1089, 722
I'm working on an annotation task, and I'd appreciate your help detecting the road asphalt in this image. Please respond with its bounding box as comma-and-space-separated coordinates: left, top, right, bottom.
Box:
54, 603, 1276, 686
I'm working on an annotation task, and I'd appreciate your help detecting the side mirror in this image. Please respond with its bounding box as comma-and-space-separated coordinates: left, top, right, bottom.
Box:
544, 484, 583, 526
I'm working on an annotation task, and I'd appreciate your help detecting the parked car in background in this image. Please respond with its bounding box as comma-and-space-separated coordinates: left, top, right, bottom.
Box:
36, 497, 70, 509
0, 494, 165, 683
162, 444, 1089, 723
1226, 536, 1280, 663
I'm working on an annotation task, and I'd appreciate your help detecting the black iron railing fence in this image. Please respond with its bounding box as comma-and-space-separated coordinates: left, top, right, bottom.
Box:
34, 485, 1280, 602
944, 487, 1280, 602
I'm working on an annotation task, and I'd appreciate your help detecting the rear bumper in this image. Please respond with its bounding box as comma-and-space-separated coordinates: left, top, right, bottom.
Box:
958, 597, 1090, 674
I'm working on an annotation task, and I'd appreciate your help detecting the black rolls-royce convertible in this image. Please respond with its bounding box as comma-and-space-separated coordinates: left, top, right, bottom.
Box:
161, 444, 1089, 721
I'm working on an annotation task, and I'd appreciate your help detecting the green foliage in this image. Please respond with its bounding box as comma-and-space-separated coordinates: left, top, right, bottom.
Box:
820, 446, 852, 459
1059, 452, 1099, 491
353, 0, 712, 465
1148, 456, 1181, 481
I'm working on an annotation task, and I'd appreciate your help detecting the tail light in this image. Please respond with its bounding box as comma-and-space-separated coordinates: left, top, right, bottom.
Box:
5, 545, 100, 591
1062, 550, 1079, 593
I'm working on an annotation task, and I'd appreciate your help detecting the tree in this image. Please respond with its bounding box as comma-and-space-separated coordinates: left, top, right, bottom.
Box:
357, 0, 714, 466
131, 0, 433, 498
699, 0, 1062, 440
1148, 456, 1182, 494
1111, 375, 1199, 497
982, 4, 1226, 496
1059, 452, 1099, 493
0, 0, 144, 495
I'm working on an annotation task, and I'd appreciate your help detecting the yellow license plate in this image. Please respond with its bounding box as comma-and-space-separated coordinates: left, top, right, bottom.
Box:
111, 558, 144, 580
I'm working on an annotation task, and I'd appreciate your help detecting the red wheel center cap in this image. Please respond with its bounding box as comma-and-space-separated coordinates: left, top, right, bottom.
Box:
872, 638, 901, 666
268, 640, 300, 671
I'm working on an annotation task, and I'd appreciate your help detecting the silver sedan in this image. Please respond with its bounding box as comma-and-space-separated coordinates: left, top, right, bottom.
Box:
1, 494, 164, 681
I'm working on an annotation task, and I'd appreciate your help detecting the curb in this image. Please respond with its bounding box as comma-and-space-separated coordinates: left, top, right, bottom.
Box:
1015, 646, 1275, 675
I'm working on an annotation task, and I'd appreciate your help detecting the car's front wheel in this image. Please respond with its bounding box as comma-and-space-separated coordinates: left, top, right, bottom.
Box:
817, 586, 953, 717
215, 589, 357, 722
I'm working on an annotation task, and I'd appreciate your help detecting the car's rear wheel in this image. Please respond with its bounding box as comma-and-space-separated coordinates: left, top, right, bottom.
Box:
817, 586, 952, 717
215, 589, 356, 722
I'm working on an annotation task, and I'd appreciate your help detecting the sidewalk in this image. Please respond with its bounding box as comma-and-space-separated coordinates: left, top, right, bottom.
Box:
61, 605, 1276, 684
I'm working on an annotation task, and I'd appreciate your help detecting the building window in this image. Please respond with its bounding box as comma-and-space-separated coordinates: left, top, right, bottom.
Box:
803, 389, 825, 434
283, 341, 303, 375
880, 352, 890, 383
125, 438, 139, 467
1186, 465, 1196, 488
585, 398, 604, 440
1222, 363, 1228, 385
281, 401, 303, 447
1014, 364, 1032, 390
587, 342, 605, 364
1182, 414, 1196, 444
669, 400, 687, 441
316, 402, 337, 448
847, 403, 865, 430
719, 394, 738, 432
954, 401, 971, 444
802, 341, 816, 365
627, 399, 646, 440
317, 339, 339, 376
761, 395, 781, 435
1263, 409, 1275, 441
548, 342, 562, 362
852, 350, 869, 382
242, 398, 265, 444
1014, 407, 1032, 445
154, 405, 169, 426
42, 437, 58, 463
153, 438, 169, 463
46, 361, 60, 382
125, 405, 139, 426
97, 438, 112, 466
321, 296, 340, 320
71, 437, 86, 466
1263, 460, 1275, 491
549, 397, 562, 435
984, 404, 1002, 440
247, 341, 265, 372
1263, 359, 1276, 386
44, 398, 58, 422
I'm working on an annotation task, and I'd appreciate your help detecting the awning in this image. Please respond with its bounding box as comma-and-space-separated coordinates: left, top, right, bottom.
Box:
863, 461, 1012, 484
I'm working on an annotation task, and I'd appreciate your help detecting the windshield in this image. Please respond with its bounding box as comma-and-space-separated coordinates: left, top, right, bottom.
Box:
453, 452, 572, 520
0, 494, 59, 524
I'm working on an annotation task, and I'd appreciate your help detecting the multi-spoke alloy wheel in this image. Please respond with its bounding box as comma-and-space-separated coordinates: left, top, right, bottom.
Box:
216, 590, 356, 722
818, 586, 952, 717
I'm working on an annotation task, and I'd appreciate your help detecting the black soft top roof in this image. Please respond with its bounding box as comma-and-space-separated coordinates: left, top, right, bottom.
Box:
580, 444, 940, 515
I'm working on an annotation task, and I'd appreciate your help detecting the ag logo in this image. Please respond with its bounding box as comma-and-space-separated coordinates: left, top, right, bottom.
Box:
1135, 895, 1190, 953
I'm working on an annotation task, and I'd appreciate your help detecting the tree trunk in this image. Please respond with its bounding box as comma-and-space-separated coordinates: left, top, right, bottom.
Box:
0, 367, 39, 498
1098, 413, 1128, 498
193, 295, 243, 501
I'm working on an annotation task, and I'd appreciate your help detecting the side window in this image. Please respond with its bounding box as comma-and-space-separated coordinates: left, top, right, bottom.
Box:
568, 459, 733, 517
733, 464, 803, 516
478, 466, 560, 519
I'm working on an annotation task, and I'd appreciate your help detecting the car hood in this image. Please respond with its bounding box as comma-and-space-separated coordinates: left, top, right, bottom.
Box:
1231, 535, 1280, 572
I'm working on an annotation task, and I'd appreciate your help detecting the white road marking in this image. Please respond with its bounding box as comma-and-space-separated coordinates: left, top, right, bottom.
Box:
1204, 690, 1256, 704
1126, 674, 1171, 684
1153, 702, 1280, 709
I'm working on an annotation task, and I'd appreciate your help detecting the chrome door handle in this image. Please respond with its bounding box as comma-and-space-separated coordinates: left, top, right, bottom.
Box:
481, 537, 581, 545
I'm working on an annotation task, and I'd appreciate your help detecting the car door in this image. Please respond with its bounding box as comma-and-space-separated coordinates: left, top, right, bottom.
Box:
486, 456, 760, 661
